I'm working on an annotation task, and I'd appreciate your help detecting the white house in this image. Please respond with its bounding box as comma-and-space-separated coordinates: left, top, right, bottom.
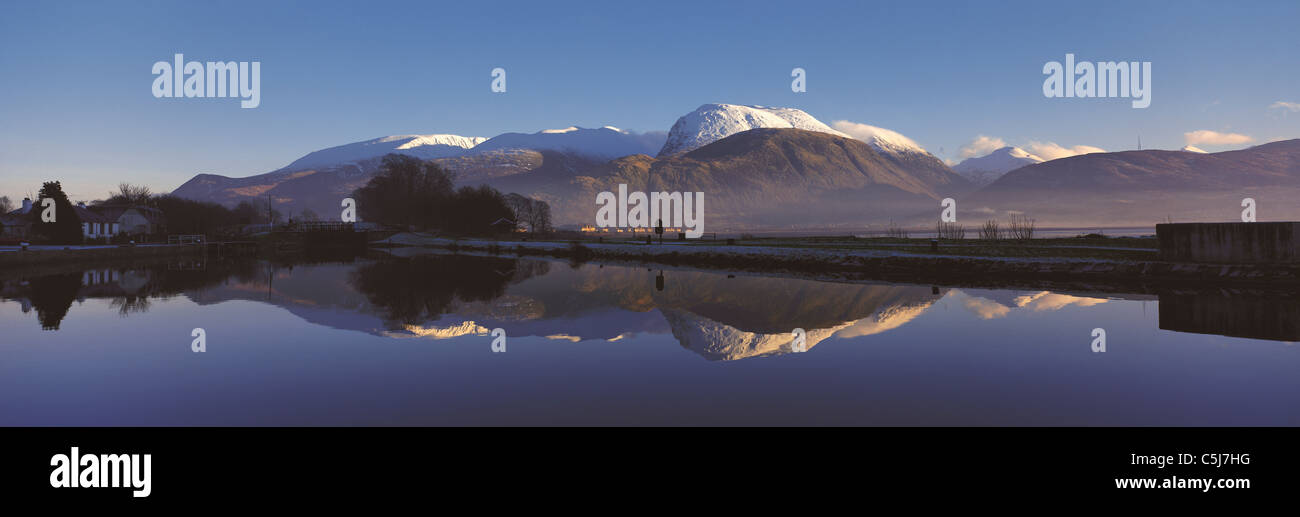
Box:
74, 204, 119, 239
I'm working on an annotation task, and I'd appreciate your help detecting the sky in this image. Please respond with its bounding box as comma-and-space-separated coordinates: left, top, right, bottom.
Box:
1, 0, 1298, 202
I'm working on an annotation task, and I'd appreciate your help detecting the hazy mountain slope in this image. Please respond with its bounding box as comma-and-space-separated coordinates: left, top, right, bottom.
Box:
952, 146, 1044, 186
280, 134, 485, 171
489, 128, 973, 228
960, 139, 1300, 226
471, 126, 665, 160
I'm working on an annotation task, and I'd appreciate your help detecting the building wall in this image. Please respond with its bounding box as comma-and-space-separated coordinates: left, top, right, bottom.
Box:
1157, 222, 1300, 264
80, 221, 121, 238
117, 210, 154, 234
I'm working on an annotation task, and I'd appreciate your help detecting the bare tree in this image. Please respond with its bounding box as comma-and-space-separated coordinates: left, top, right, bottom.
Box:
979, 219, 1001, 240
936, 220, 966, 240
106, 183, 153, 206
1008, 214, 1036, 240
0, 196, 12, 213
504, 193, 552, 233
885, 219, 909, 238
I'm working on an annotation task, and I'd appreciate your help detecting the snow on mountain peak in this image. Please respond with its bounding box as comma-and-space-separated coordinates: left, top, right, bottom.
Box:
1003, 146, 1038, 159
829, 120, 932, 157
658, 103, 849, 156
281, 133, 486, 171
1180, 145, 1209, 153
951, 146, 1045, 186
470, 126, 665, 159
393, 134, 487, 150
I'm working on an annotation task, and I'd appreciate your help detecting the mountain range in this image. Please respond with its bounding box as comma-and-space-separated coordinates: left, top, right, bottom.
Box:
959, 139, 1300, 226
172, 103, 964, 227
170, 102, 1300, 229
952, 146, 1044, 187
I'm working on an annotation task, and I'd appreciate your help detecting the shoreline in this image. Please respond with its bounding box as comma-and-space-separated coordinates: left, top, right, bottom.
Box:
0, 244, 204, 269
380, 234, 1300, 289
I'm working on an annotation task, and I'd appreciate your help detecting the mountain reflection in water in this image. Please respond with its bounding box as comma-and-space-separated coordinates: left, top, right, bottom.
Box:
4, 251, 1300, 425
2, 253, 1296, 359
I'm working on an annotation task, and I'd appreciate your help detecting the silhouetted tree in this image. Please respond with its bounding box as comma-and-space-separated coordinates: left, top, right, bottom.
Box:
232, 198, 281, 225
0, 196, 12, 213
504, 193, 553, 233
101, 183, 153, 206
446, 185, 515, 236
26, 272, 82, 330
350, 255, 527, 325
152, 195, 238, 235
28, 181, 83, 244
352, 154, 456, 230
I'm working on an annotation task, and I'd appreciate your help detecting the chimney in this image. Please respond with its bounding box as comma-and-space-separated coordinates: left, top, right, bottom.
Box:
21, 198, 32, 214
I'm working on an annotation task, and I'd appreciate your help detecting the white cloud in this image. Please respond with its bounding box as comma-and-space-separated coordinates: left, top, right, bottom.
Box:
830, 120, 925, 152
1025, 141, 1106, 161
1269, 101, 1300, 113
1183, 130, 1254, 146
958, 135, 1007, 159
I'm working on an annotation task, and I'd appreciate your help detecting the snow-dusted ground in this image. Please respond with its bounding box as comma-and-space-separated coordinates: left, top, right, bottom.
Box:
382, 233, 1130, 265
376, 234, 1300, 284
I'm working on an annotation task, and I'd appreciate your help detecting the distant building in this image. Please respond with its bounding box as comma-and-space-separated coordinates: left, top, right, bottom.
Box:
491, 217, 526, 232
3, 198, 167, 241
65, 202, 166, 239
0, 198, 34, 239
73, 204, 117, 239
83, 204, 166, 236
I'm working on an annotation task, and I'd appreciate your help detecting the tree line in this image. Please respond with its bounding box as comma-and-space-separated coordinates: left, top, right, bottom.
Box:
7, 154, 551, 243
352, 154, 551, 235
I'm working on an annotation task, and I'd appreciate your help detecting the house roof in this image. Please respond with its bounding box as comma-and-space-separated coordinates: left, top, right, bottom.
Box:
73, 205, 114, 223
0, 213, 26, 226
85, 205, 166, 224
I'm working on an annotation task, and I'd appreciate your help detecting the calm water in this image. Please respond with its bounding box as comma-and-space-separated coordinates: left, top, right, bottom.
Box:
1, 251, 1297, 426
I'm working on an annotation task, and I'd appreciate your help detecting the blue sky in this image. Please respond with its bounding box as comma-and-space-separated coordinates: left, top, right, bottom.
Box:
1, 0, 1297, 201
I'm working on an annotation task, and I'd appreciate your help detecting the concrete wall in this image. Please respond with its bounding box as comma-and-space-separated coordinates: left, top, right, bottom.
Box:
1159, 290, 1300, 341
1157, 222, 1300, 264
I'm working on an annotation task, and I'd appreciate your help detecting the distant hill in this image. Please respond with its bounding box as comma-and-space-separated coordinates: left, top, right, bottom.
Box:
959, 139, 1300, 227
952, 146, 1044, 186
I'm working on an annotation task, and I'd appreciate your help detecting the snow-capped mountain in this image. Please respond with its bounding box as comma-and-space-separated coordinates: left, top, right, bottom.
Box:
1180, 145, 1208, 153
280, 134, 486, 172
471, 126, 665, 159
829, 120, 935, 158
657, 103, 849, 156
951, 146, 1045, 186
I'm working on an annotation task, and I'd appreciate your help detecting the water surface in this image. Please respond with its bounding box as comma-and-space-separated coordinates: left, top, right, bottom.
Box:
2, 252, 1296, 425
